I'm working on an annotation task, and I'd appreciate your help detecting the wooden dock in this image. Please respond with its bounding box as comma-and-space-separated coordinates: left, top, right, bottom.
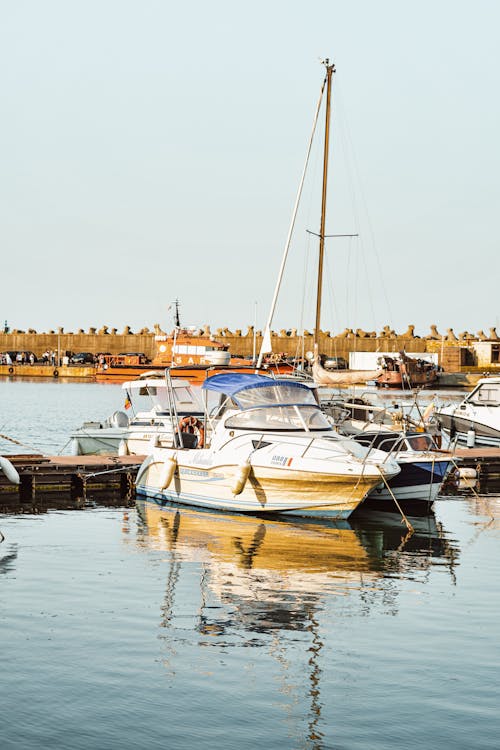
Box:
441, 447, 500, 495
0, 454, 145, 512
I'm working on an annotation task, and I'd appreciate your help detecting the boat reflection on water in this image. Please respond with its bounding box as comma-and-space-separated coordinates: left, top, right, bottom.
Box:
132, 500, 459, 748
134, 499, 459, 634
0, 543, 18, 576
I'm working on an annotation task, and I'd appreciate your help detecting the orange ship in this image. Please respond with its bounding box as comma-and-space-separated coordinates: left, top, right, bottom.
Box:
95, 329, 295, 384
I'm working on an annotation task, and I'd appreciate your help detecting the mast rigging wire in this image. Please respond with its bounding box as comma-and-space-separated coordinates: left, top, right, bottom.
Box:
256, 72, 328, 369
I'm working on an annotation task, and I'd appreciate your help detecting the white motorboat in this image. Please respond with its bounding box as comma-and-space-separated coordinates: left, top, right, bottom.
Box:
322, 395, 451, 513
435, 377, 500, 447
70, 375, 204, 455
135, 373, 401, 520
348, 428, 451, 514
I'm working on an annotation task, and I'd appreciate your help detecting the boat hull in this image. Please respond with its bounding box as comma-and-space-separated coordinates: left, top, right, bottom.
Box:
376, 371, 438, 388
437, 412, 500, 447
365, 459, 451, 514
136, 458, 382, 519
70, 429, 128, 456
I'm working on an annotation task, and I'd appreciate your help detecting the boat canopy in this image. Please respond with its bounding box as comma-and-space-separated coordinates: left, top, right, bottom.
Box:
202, 373, 317, 409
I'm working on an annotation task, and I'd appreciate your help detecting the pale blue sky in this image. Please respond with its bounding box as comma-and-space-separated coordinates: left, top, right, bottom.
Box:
1, 0, 498, 337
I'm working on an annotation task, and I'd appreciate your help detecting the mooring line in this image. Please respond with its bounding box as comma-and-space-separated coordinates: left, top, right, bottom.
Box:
81, 464, 143, 479
376, 464, 414, 533
0, 432, 45, 456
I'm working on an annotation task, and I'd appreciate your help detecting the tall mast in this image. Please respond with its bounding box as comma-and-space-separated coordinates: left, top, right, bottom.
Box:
314, 59, 335, 347
255, 67, 328, 370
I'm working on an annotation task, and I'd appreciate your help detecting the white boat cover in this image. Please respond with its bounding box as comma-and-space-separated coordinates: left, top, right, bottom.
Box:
312, 346, 382, 386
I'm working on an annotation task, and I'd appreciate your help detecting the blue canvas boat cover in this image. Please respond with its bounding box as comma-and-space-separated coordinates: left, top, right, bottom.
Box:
201, 372, 312, 399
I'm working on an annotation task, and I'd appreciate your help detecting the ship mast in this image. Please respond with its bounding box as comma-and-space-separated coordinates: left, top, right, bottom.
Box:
314, 59, 335, 347
255, 65, 328, 370
174, 298, 181, 329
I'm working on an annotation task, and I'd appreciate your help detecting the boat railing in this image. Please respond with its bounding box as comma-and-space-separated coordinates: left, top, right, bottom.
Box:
358, 432, 406, 466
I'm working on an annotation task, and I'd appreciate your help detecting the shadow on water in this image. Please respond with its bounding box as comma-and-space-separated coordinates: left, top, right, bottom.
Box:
131, 498, 461, 749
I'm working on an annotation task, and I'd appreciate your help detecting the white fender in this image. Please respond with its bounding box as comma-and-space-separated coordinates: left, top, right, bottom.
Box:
118, 439, 129, 456
0, 456, 20, 485
459, 467, 477, 479
232, 460, 252, 496
458, 477, 477, 490
69, 438, 80, 456
159, 456, 177, 490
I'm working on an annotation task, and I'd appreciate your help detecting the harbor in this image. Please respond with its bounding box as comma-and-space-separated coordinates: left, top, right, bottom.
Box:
3, 3, 500, 747
2, 473, 498, 750
1, 323, 499, 385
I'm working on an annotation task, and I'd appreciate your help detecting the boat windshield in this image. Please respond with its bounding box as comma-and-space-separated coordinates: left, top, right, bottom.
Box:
224, 405, 331, 432
129, 384, 203, 413
406, 434, 434, 451
354, 433, 404, 452
235, 384, 318, 410
468, 383, 500, 406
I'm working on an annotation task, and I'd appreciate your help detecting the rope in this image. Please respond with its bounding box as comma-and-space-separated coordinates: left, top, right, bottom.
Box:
376, 463, 414, 533
57, 438, 72, 456
0, 432, 45, 456
0, 432, 23, 446
81, 464, 142, 479
257, 72, 327, 369
429, 454, 436, 503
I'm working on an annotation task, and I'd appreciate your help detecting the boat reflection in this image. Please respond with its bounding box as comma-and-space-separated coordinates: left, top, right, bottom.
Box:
133, 500, 459, 749
134, 499, 459, 629
466, 495, 500, 528
0, 543, 18, 575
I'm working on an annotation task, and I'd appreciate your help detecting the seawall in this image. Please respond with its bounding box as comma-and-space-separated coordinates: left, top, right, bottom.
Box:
1, 324, 499, 372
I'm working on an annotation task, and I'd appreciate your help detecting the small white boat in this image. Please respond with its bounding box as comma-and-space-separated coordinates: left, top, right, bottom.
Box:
435, 377, 500, 446
349, 429, 451, 514
322, 395, 451, 513
135, 373, 401, 520
70, 375, 204, 455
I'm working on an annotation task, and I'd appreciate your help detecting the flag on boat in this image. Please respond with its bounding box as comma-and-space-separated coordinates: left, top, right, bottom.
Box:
124, 392, 132, 410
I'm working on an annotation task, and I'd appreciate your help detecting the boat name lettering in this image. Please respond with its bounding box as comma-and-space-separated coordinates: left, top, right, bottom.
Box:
179, 468, 211, 478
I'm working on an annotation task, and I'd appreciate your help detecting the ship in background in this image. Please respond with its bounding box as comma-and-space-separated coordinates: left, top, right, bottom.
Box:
95, 301, 296, 383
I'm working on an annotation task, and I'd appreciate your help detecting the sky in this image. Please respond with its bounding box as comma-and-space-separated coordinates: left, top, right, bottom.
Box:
1, 0, 499, 338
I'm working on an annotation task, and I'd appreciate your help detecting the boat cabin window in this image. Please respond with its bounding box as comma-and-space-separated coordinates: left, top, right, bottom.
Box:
406, 434, 433, 451
235, 384, 317, 410
354, 434, 403, 452
224, 405, 332, 432
130, 384, 203, 413
468, 384, 500, 406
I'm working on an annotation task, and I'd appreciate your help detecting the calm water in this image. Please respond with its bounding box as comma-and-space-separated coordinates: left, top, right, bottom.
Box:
1, 380, 499, 749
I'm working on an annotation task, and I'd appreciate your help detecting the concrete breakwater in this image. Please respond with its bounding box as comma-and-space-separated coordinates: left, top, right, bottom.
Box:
1, 323, 499, 370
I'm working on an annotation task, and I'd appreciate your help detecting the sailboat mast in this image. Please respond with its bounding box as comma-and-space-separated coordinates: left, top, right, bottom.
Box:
255, 69, 327, 370
314, 60, 335, 347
